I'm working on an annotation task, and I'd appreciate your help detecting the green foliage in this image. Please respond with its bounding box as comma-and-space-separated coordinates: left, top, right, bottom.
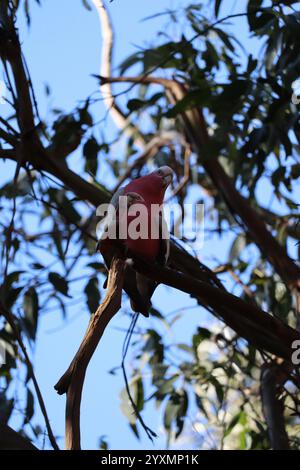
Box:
83, 136, 100, 176
84, 276, 100, 313
48, 272, 69, 297
23, 287, 39, 340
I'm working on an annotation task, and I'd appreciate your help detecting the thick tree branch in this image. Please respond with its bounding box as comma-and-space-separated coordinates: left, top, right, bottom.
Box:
0, 148, 17, 160
53, 246, 300, 449
40, 154, 110, 206
54, 255, 125, 450
261, 363, 290, 449
131, 258, 300, 361
0, 5, 35, 135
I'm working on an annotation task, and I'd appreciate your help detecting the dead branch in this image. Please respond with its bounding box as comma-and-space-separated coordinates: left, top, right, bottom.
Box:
92, 0, 146, 148
54, 255, 125, 450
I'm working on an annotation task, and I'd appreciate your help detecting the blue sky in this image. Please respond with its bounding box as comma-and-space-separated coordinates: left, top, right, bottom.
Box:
1, 0, 299, 450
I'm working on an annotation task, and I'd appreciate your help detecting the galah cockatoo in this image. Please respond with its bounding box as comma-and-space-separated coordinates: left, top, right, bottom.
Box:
97, 166, 174, 316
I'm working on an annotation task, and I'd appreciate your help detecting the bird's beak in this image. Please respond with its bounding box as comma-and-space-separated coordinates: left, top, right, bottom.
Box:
159, 166, 174, 187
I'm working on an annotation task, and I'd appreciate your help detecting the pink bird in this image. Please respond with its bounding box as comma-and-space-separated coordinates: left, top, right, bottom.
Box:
97, 166, 174, 316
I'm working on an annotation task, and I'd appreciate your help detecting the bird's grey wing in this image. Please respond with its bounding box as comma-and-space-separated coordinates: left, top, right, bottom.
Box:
95, 187, 126, 254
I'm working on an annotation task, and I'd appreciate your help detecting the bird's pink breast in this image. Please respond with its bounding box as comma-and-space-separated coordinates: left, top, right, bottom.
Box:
125, 200, 160, 260
120, 175, 165, 260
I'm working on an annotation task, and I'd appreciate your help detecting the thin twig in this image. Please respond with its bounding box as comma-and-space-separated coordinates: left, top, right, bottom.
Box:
0, 303, 59, 450
112, 134, 175, 192
121, 313, 157, 441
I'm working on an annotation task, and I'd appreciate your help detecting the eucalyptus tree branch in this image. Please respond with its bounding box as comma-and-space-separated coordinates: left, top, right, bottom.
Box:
54, 255, 125, 450
258, 205, 300, 242
0, 5, 35, 135
0, 148, 17, 160
131, 258, 300, 361
92, 0, 146, 148
1, 7, 85, 171
0, 116, 18, 135
0, 127, 17, 146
